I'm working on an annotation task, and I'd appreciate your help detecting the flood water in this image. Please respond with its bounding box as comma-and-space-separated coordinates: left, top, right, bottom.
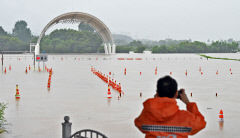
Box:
0, 53, 240, 138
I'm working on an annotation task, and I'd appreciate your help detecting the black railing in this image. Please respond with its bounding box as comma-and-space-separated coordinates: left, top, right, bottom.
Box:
71, 129, 108, 138
62, 116, 108, 138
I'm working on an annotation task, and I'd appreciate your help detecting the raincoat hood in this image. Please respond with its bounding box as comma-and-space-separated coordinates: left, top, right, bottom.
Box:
143, 97, 179, 121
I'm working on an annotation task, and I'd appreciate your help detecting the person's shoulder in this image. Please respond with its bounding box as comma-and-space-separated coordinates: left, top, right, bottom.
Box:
143, 97, 155, 103
176, 109, 196, 120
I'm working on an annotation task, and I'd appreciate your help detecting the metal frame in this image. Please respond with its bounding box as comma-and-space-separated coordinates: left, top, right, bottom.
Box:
62, 116, 108, 138
36, 12, 115, 54
71, 129, 108, 138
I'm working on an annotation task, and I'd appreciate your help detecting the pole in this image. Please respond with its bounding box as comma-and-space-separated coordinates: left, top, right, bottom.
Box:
62, 116, 72, 138
33, 52, 35, 70
1, 52, 3, 71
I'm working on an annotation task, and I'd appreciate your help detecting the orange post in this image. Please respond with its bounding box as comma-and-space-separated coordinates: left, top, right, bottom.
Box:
107, 85, 112, 99
15, 84, 20, 99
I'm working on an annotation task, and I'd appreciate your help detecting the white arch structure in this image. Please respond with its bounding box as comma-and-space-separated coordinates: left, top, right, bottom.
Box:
35, 12, 116, 55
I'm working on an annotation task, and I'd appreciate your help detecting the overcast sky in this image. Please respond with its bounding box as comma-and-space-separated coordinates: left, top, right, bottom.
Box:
1, 0, 240, 41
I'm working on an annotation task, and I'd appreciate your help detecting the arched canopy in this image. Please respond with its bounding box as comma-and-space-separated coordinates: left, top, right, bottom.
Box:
37, 12, 114, 46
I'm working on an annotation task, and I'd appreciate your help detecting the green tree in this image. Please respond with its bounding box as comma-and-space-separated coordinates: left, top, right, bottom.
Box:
0, 26, 7, 36
129, 40, 143, 47
135, 45, 146, 53
41, 29, 102, 53
116, 45, 133, 53
78, 22, 94, 32
12, 20, 32, 43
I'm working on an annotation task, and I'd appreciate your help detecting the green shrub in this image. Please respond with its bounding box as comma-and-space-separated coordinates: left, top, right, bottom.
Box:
0, 103, 7, 133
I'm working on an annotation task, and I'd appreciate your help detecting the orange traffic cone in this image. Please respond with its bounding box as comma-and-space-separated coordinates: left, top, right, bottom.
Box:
29, 65, 31, 70
107, 85, 112, 99
219, 109, 224, 122
15, 84, 20, 99
25, 67, 28, 74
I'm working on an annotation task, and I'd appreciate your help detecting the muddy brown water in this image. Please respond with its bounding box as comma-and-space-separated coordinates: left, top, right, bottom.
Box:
0, 53, 240, 138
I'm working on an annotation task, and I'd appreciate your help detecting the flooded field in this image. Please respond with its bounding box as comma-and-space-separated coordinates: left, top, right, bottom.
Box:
0, 53, 240, 138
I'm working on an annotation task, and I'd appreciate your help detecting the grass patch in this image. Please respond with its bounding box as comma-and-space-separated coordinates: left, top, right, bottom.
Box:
199, 54, 240, 61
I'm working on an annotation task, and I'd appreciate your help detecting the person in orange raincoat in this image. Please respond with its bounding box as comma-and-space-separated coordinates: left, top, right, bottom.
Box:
135, 76, 206, 138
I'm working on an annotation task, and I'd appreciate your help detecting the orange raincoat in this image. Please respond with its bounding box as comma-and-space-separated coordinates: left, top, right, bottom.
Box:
135, 97, 206, 138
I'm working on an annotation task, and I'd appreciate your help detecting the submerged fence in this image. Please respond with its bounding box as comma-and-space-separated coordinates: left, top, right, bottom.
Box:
62, 116, 108, 138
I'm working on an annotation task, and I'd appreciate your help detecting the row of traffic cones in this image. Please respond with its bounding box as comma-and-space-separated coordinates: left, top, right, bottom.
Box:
91, 67, 123, 95
124, 66, 233, 76
2, 65, 11, 74
25, 65, 31, 73
189, 92, 220, 97
47, 68, 53, 89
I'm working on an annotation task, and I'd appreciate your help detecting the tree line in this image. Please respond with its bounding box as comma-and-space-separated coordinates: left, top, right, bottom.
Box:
0, 20, 239, 53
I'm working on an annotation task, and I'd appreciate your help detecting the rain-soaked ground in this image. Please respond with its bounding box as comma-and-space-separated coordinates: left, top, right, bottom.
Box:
0, 53, 240, 138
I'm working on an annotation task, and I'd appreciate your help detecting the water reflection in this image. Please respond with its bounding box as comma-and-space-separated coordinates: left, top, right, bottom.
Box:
15, 99, 20, 111
219, 121, 224, 131
107, 99, 111, 106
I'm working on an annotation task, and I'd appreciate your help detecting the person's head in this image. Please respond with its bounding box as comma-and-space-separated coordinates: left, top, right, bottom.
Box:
156, 75, 178, 98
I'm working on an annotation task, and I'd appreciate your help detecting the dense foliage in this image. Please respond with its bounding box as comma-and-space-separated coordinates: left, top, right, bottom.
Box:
117, 40, 239, 53
0, 103, 6, 133
0, 20, 239, 53
40, 29, 102, 53
151, 41, 239, 53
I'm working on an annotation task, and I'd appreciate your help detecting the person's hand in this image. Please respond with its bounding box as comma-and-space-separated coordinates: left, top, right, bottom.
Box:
179, 89, 190, 104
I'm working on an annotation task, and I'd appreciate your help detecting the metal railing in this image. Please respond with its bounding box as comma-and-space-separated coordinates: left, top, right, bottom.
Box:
62, 116, 108, 138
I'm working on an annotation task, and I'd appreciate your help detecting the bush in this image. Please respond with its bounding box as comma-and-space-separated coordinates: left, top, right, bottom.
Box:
0, 103, 7, 133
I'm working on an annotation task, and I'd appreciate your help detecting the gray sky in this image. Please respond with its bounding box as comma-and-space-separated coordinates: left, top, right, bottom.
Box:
1, 0, 240, 41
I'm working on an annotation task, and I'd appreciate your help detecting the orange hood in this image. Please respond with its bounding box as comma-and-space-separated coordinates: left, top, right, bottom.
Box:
143, 97, 179, 121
